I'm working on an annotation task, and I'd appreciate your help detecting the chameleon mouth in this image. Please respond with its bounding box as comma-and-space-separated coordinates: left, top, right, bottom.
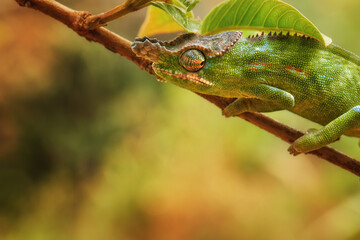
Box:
153, 65, 214, 86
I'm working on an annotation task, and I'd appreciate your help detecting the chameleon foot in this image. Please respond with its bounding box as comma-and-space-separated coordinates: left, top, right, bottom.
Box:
287, 144, 301, 156
222, 108, 236, 118
222, 99, 245, 117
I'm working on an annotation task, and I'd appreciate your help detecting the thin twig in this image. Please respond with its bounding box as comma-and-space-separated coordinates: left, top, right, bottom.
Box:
85, 0, 152, 30
14, 0, 360, 177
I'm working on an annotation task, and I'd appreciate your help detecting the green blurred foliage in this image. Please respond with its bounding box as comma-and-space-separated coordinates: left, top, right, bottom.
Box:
0, 0, 360, 240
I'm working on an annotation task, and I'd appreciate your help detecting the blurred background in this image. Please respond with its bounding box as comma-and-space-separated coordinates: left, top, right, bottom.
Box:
1, 0, 360, 239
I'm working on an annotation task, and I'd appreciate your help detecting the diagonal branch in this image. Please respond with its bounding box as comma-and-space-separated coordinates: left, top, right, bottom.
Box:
14, 0, 360, 177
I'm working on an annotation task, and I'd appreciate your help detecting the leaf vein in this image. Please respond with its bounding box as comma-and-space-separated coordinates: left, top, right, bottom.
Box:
276, 9, 295, 28
215, 0, 239, 29
233, 0, 248, 25
249, 0, 269, 25
238, 0, 257, 24
262, 3, 281, 27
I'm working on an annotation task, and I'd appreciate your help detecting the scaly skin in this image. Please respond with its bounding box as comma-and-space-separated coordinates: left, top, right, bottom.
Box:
132, 31, 360, 154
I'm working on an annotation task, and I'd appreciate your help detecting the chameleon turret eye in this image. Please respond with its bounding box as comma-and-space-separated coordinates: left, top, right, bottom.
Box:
179, 49, 206, 72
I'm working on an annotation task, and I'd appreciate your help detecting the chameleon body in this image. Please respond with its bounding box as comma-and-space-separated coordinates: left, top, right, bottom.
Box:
132, 31, 360, 154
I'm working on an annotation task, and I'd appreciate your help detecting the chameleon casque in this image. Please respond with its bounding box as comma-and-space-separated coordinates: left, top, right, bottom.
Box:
131, 31, 360, 155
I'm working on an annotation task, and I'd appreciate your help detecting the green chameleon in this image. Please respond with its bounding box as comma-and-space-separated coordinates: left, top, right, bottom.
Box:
132, 31, 360, 155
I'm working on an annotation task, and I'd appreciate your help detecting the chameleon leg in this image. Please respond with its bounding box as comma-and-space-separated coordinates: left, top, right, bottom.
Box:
223, 84, 295, 117
289, 105, 360, 154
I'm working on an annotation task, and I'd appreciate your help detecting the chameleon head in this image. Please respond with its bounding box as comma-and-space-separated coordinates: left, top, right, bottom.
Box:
131, 31, 243, 94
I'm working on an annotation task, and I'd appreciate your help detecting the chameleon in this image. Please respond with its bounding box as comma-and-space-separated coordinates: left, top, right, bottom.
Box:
131, 31, 360, 155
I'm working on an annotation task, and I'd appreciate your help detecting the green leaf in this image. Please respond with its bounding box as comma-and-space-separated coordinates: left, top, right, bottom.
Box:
138, 6, 186, 37
173, 0, 200, 11
201, 0, 329, 46
151, 1, 201, 33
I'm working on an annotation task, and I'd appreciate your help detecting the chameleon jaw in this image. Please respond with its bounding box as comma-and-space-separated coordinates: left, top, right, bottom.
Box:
153, 64, 214, 87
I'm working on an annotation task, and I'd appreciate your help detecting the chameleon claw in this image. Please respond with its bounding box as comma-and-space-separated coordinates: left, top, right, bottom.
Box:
287, 144, 301, 156
306, 128, 318, 134
222, 103, 243, 117
222, 108, 233, 118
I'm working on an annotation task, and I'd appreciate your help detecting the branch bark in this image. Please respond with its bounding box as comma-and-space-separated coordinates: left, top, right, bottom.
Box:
14, 0, 360, 177
85, 0, 152, 30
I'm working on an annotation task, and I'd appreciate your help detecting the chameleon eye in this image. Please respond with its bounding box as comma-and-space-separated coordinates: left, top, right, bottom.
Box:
179, 49, 206, 72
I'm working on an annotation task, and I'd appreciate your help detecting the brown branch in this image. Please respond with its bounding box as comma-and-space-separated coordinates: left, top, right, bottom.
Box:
14, 0, 360, 177
85, 0, 152, 30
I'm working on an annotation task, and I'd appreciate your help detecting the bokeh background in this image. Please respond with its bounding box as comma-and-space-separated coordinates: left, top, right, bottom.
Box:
1, 0, 360, 239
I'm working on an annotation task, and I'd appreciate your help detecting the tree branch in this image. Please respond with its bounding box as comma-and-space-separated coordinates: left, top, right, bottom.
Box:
85, 0, 152, 30
14, 0, 360, 177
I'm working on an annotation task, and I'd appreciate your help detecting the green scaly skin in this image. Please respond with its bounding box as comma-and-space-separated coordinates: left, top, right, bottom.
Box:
132, 31, 360, 154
